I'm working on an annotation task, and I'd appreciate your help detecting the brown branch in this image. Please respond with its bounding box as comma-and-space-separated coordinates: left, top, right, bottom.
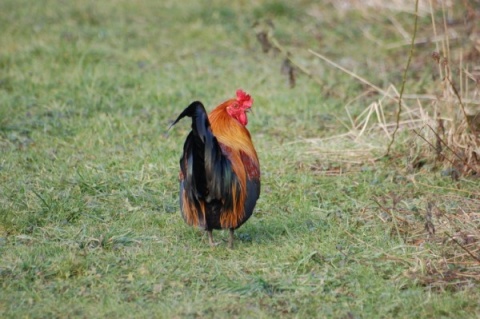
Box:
444, 75, 475, 133
372, 197, 408, 224
386, 0, 420, 156
309, 49, 390, 97
412, 129, 460, 180
268, 36, 324, 87
426, 124, 478, 174
445, 232, 480, 264
412, 129, 456, 168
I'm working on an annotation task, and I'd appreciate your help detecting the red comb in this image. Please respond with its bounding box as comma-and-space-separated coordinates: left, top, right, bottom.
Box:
236, 89, 253, 109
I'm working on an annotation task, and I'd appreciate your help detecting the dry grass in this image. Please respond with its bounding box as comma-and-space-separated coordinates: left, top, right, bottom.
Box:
377, 193, 480, 290
255, 0, 479, 177
274, 0, 480, 291
327, 0, 433, 15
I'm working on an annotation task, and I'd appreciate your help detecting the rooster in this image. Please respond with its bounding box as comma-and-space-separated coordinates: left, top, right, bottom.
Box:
170, 90, 260, 248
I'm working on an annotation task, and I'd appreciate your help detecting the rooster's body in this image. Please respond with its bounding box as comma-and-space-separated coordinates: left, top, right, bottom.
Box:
170, 90, 260, 248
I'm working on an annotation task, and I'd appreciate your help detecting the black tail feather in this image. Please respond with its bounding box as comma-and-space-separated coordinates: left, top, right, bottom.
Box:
168, 101, 208, 135
173, 101, 240, 224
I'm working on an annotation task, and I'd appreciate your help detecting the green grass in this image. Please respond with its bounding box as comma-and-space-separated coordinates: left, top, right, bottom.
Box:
1, 0, 479, 318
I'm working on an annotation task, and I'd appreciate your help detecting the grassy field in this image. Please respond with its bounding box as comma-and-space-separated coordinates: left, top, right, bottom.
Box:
1, 0, 479, 318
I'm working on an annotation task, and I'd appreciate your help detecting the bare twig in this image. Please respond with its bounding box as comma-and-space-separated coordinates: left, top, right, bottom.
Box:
445, 232, 480, 264
386, 0, 420, 156
254, 22, 323, 87
444, 75, 475, 133
429, 0, 443, 79
308, 49, 391, 97
412, 128, 456, 167
372, 197, 408, 224
426, 124, 478, 174
268, 35, 323, 87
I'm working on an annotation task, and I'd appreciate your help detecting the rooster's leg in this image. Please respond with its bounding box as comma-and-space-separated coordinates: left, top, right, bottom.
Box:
207, 230, 216, 247
228, 228, 235, 249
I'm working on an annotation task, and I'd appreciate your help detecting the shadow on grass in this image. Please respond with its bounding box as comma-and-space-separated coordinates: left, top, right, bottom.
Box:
234, 212, 329, 246
173, 211, 329, 249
